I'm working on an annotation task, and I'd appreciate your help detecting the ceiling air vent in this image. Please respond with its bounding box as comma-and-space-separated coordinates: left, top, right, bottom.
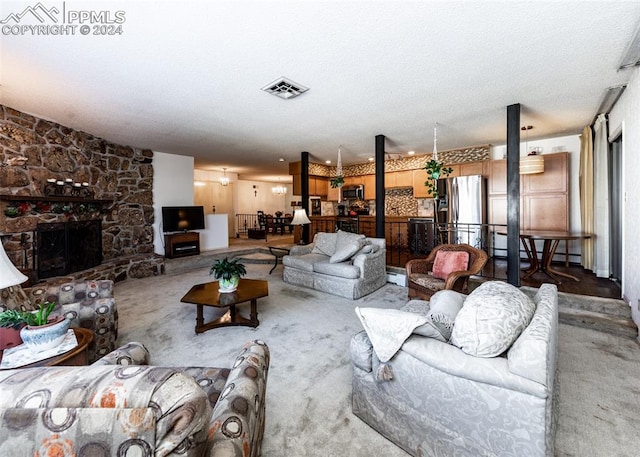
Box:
261, 77, 309, 100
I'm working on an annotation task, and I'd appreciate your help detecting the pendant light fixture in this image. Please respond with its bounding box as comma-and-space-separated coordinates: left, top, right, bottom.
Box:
220, 168, 230, 186
272, 179, 287, 195
519, 126, 544, 175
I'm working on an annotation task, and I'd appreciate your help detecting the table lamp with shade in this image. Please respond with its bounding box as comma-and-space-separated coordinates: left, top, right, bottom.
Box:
0, 240, 28, 289
290, 209, 311, 245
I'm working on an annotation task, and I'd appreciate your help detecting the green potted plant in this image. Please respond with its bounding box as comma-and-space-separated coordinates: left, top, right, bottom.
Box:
0, 309, 29, 350
423, 159, 453, 199
329, 175, 344, 189
19, 302, 71, 353
210, 257, 247, 293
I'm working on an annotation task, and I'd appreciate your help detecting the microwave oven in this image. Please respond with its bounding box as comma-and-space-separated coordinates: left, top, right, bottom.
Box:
342, 185, 364, 200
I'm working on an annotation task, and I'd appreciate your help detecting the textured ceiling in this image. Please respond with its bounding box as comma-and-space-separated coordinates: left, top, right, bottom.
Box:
1, 1, 639, 182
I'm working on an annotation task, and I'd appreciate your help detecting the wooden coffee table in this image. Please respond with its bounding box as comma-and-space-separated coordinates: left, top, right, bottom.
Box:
0, 328, 94, 368
181, 278, 269, 334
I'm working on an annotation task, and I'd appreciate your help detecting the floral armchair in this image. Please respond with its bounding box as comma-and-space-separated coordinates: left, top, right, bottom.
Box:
0, 340, 270, 457
0, 280, 117, 362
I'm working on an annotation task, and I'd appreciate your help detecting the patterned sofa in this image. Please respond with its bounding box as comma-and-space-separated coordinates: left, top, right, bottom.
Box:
350, 282, 559, 457
283, 231, 387, 299
0, 280, 117, 362
0, 340, 270, 457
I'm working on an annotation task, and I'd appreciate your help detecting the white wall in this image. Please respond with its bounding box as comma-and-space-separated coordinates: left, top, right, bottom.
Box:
193, 169, 236, 236
152, 152, 195, 255
609, 66, 640, 327
235, 180, 293, 215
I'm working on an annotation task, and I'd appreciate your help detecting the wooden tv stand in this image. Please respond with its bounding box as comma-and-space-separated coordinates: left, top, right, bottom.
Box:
164, 232, 200, 259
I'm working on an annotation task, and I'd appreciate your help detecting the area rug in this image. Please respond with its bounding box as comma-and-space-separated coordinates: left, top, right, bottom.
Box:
114, 264, 640, 457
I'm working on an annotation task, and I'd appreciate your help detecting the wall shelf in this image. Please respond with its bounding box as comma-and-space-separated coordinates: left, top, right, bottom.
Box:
1, 194, 114, 218
0, 195, 113, 205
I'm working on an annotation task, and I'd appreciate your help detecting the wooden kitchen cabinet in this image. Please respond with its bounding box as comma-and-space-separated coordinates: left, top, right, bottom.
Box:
310, 176, 327, 196
447, 161, 485, 178
385, 170, 413, 188
292, 174, 301, 195
292, 175, 328, 196
487, 159, 507, 195
344, 176, 365, 186
522, 153, 567, 194
522, 194, 568, 230
327, 183, 340, 201
487, 152, 568, 231
460, 161, 484, 177
412, 169, 430, 198
446, 165, 460, 177
363, 175, 376, 200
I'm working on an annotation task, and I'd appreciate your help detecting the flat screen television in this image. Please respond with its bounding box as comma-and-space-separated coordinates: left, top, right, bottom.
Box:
162, 206, 205, 232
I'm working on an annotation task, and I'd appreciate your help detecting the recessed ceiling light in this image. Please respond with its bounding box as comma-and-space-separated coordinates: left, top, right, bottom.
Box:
278, 157, 285, 162
325, 160, 331, 164
408, 150, 415, 155
368, 157, 374, 162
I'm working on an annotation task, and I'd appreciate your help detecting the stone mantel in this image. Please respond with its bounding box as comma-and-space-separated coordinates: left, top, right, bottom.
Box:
0, 194, 113, 205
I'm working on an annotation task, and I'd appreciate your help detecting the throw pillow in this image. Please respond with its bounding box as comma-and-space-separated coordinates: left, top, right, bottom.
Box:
353, 241, 374, 257
403, 292, 466, 341
424, 290, 467, 341
311, 232, 338, 256
402, 299, 452, 342
330, 231, 366, 263
355, 307, 427, 362
413, 317, 448, 342
450, 281, 536, 357
432, 250, 470, 280
402, 300, 442, 341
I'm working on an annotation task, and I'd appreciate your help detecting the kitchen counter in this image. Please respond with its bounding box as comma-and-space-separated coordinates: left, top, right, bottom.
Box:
308, 215, 419, 248
358, 215, 413, 221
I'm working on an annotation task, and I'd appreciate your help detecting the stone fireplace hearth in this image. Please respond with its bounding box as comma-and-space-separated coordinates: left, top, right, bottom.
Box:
1, 104, 163, 284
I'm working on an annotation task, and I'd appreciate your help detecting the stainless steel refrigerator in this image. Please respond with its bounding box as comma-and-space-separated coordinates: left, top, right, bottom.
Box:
436, 175, 486, 248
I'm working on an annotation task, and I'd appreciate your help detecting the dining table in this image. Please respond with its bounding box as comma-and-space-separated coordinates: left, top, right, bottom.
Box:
498, 230, 593, 283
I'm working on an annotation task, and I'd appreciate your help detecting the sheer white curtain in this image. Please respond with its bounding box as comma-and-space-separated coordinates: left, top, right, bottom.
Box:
579, 126, 594, 270
593, 114, 610, 278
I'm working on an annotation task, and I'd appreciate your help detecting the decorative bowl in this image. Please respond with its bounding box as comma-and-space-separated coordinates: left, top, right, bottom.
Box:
19, 317, 71, 353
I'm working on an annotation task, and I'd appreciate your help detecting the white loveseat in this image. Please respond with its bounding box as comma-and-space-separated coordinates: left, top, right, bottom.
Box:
282, 231, 387, 299
351, 282, 559, 456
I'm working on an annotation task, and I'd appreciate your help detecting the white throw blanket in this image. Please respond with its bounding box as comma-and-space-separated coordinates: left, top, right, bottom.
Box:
355, 307, 427, 362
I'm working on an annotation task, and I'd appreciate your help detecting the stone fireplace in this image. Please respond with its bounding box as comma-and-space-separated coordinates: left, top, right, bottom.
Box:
0, 104, 163, 284
36, 220, 103, 279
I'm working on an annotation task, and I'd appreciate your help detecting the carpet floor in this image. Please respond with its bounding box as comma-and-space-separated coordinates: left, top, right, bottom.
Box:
114, 264, 640, 456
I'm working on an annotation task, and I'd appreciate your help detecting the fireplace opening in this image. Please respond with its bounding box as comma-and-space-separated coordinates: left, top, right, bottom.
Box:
36, 220, 103, 279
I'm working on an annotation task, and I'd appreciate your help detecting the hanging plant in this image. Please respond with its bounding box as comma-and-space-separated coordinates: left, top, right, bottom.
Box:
330, 144, 345, 189
423, 159, 453, 199
330, 175, 344, 188
423, 122, 453, 200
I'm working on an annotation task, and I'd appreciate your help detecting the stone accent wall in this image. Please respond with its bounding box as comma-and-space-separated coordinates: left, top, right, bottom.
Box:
0, 104, 161, 282
309, 144, 490, 177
